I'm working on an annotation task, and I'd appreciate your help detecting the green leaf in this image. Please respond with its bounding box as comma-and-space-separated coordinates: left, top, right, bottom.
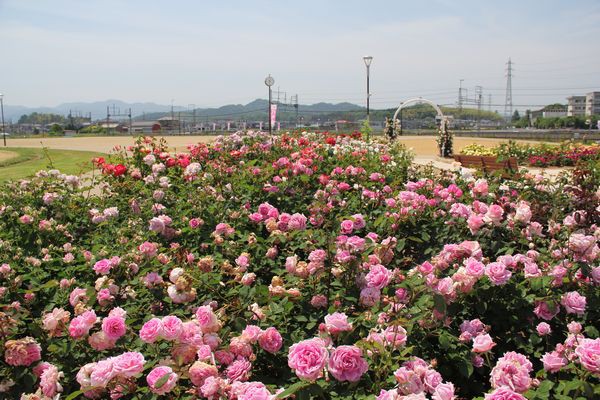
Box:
64, 390, 84, 400
276, 381, 312, 398
153, 372, 172, 389
458, 359, 473, 378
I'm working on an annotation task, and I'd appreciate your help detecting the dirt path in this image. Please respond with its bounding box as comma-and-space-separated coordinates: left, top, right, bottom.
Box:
8, 135, 541, 156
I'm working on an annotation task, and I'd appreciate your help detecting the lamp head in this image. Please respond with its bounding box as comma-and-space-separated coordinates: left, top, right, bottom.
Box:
363, 56, 373, 67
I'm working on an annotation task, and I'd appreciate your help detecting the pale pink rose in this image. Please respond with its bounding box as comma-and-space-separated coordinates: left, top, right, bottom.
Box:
90, 358, 116, 388
383, 325, 407, 348
113, 352, 145, 378
138, 241, 158, 257
101, 316, 126, 340
432, 382, 456, 400
235, 254, 250, 268
376, 389, 400, 400
472, 333, 496, 353
352, 214, 366, 229
513, 201, 532, 224
241, 272, 256, 286
574, 338, 600, 374
465, 258, 485, 277
40, 364, 62, 397
327, 345, 368, 382
3, 337, 41, 366
195, 305, 220, 333
540, 351, 567, 373
241, 325, 263, 343
189, 361, 218, 387
485, 204, 504, 225
485, 262, 512, 285
258, 327, 283, 354
69, 287, 88, 307
567, 321, 582, 334
161, 315, 183, 341
472, 179, 489, 197
288, 338, 329, 381
535, 322, 551, 336
423, 369, 443, 392
467, 214, 485, 234
226, 357, 252, 381
490, 352, 533, 393
88, 331, 116, 351
365, 264, 392, 289
561, 291, 586, 315
324, 312, 353, 335
288, 213, 307, 230
147, 366, 178, 395
139, 318, 163, 343
484, 387, 527, 400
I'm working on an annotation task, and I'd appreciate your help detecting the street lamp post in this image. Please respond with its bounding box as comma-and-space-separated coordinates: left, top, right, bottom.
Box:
0, 94, 5, 147
264, 75, 275, 135
363, 56, 373, 119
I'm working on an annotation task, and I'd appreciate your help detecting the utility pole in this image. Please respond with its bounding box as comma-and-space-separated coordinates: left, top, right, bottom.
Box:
488, 94, 492, 112
476, 86, 483, 133
106, 106, 111, 136
504, 57, 513, 120
128, 108, 132, 135
458, 79, 464, 111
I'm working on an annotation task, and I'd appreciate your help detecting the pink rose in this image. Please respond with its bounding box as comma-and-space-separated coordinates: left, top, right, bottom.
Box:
288, 338, 329, 381
101, 316, 126, 340
561, 291, 586, 315
465, 258, 485, 277
93, 258, 113, 275
4, 337, 41, 366
535, 322, 551, 336
485, 262, 512, 285
147, 366, 178, 395
485, 204, 504, 225
196, 305, 220, 333
540, 351, 567, 373
226, 357, 252, 381
288, 213, 307, 230
340, 219, 354, 234
113, 352, 145, 378
327, 345, 368, 382
365, 264, 392, 289
467, 214, 485, 234
189, 361, 218, 387
472, 334, 496, 353
90, 358, 116, 388
490, 352, 533, 393
324, 312, 353, 335
139, 318, 163, 343
533, 301, 559, 321
574, 338, 600, 374
484, 387, 526, 400
138, 241, 158, 257
258, 327, 283, 354
161, 315, 183, 341
432, 382, 456, 400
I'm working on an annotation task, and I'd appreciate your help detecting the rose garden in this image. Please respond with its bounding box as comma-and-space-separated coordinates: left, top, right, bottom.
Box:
0, 131, 598, 399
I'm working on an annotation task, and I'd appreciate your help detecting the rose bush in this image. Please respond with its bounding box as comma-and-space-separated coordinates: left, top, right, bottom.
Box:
0, 131, 597, 399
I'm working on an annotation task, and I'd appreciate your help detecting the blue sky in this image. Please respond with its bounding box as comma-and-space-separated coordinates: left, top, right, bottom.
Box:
0, 0, 599, 111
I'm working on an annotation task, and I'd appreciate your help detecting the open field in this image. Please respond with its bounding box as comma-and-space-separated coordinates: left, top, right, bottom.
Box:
0, 147, 101, 182
6, 135, 545, 156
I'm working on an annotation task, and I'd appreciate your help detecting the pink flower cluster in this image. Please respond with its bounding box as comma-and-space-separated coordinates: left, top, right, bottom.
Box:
76, 352, 145, 395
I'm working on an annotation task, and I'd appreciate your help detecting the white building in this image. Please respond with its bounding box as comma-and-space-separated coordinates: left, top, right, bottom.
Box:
585, 92, 600, 116
567, 96, 586, 116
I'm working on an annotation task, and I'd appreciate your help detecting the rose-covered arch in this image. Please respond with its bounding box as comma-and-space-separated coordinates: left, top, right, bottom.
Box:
390, 97, 453, 157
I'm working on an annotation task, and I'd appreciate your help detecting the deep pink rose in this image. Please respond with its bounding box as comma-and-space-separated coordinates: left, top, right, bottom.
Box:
365, 264, 392, 289
327, 345, 368, 382
288, 338, 329, 381
258, 327, 283, 354
139, 318, 163, 343
101, 316, 126, 340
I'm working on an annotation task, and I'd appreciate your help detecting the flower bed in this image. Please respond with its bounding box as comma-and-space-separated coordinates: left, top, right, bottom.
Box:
460, 141, 600, 168
0, 132, 598, 399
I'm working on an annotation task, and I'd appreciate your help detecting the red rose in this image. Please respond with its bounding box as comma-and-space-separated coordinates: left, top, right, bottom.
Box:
113, 164, 127, 177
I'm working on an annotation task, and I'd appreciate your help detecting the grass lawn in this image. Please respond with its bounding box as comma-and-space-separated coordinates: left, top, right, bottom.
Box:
0, 147, 101, 182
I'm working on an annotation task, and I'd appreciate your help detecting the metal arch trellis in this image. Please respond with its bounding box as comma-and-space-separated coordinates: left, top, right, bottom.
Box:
391, 97, 452, 157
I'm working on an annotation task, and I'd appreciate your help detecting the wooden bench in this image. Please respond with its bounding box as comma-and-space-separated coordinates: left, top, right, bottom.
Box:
453, 155, 519, 177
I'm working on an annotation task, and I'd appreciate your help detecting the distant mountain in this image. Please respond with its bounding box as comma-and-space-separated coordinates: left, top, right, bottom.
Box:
2, 99, 363, 122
